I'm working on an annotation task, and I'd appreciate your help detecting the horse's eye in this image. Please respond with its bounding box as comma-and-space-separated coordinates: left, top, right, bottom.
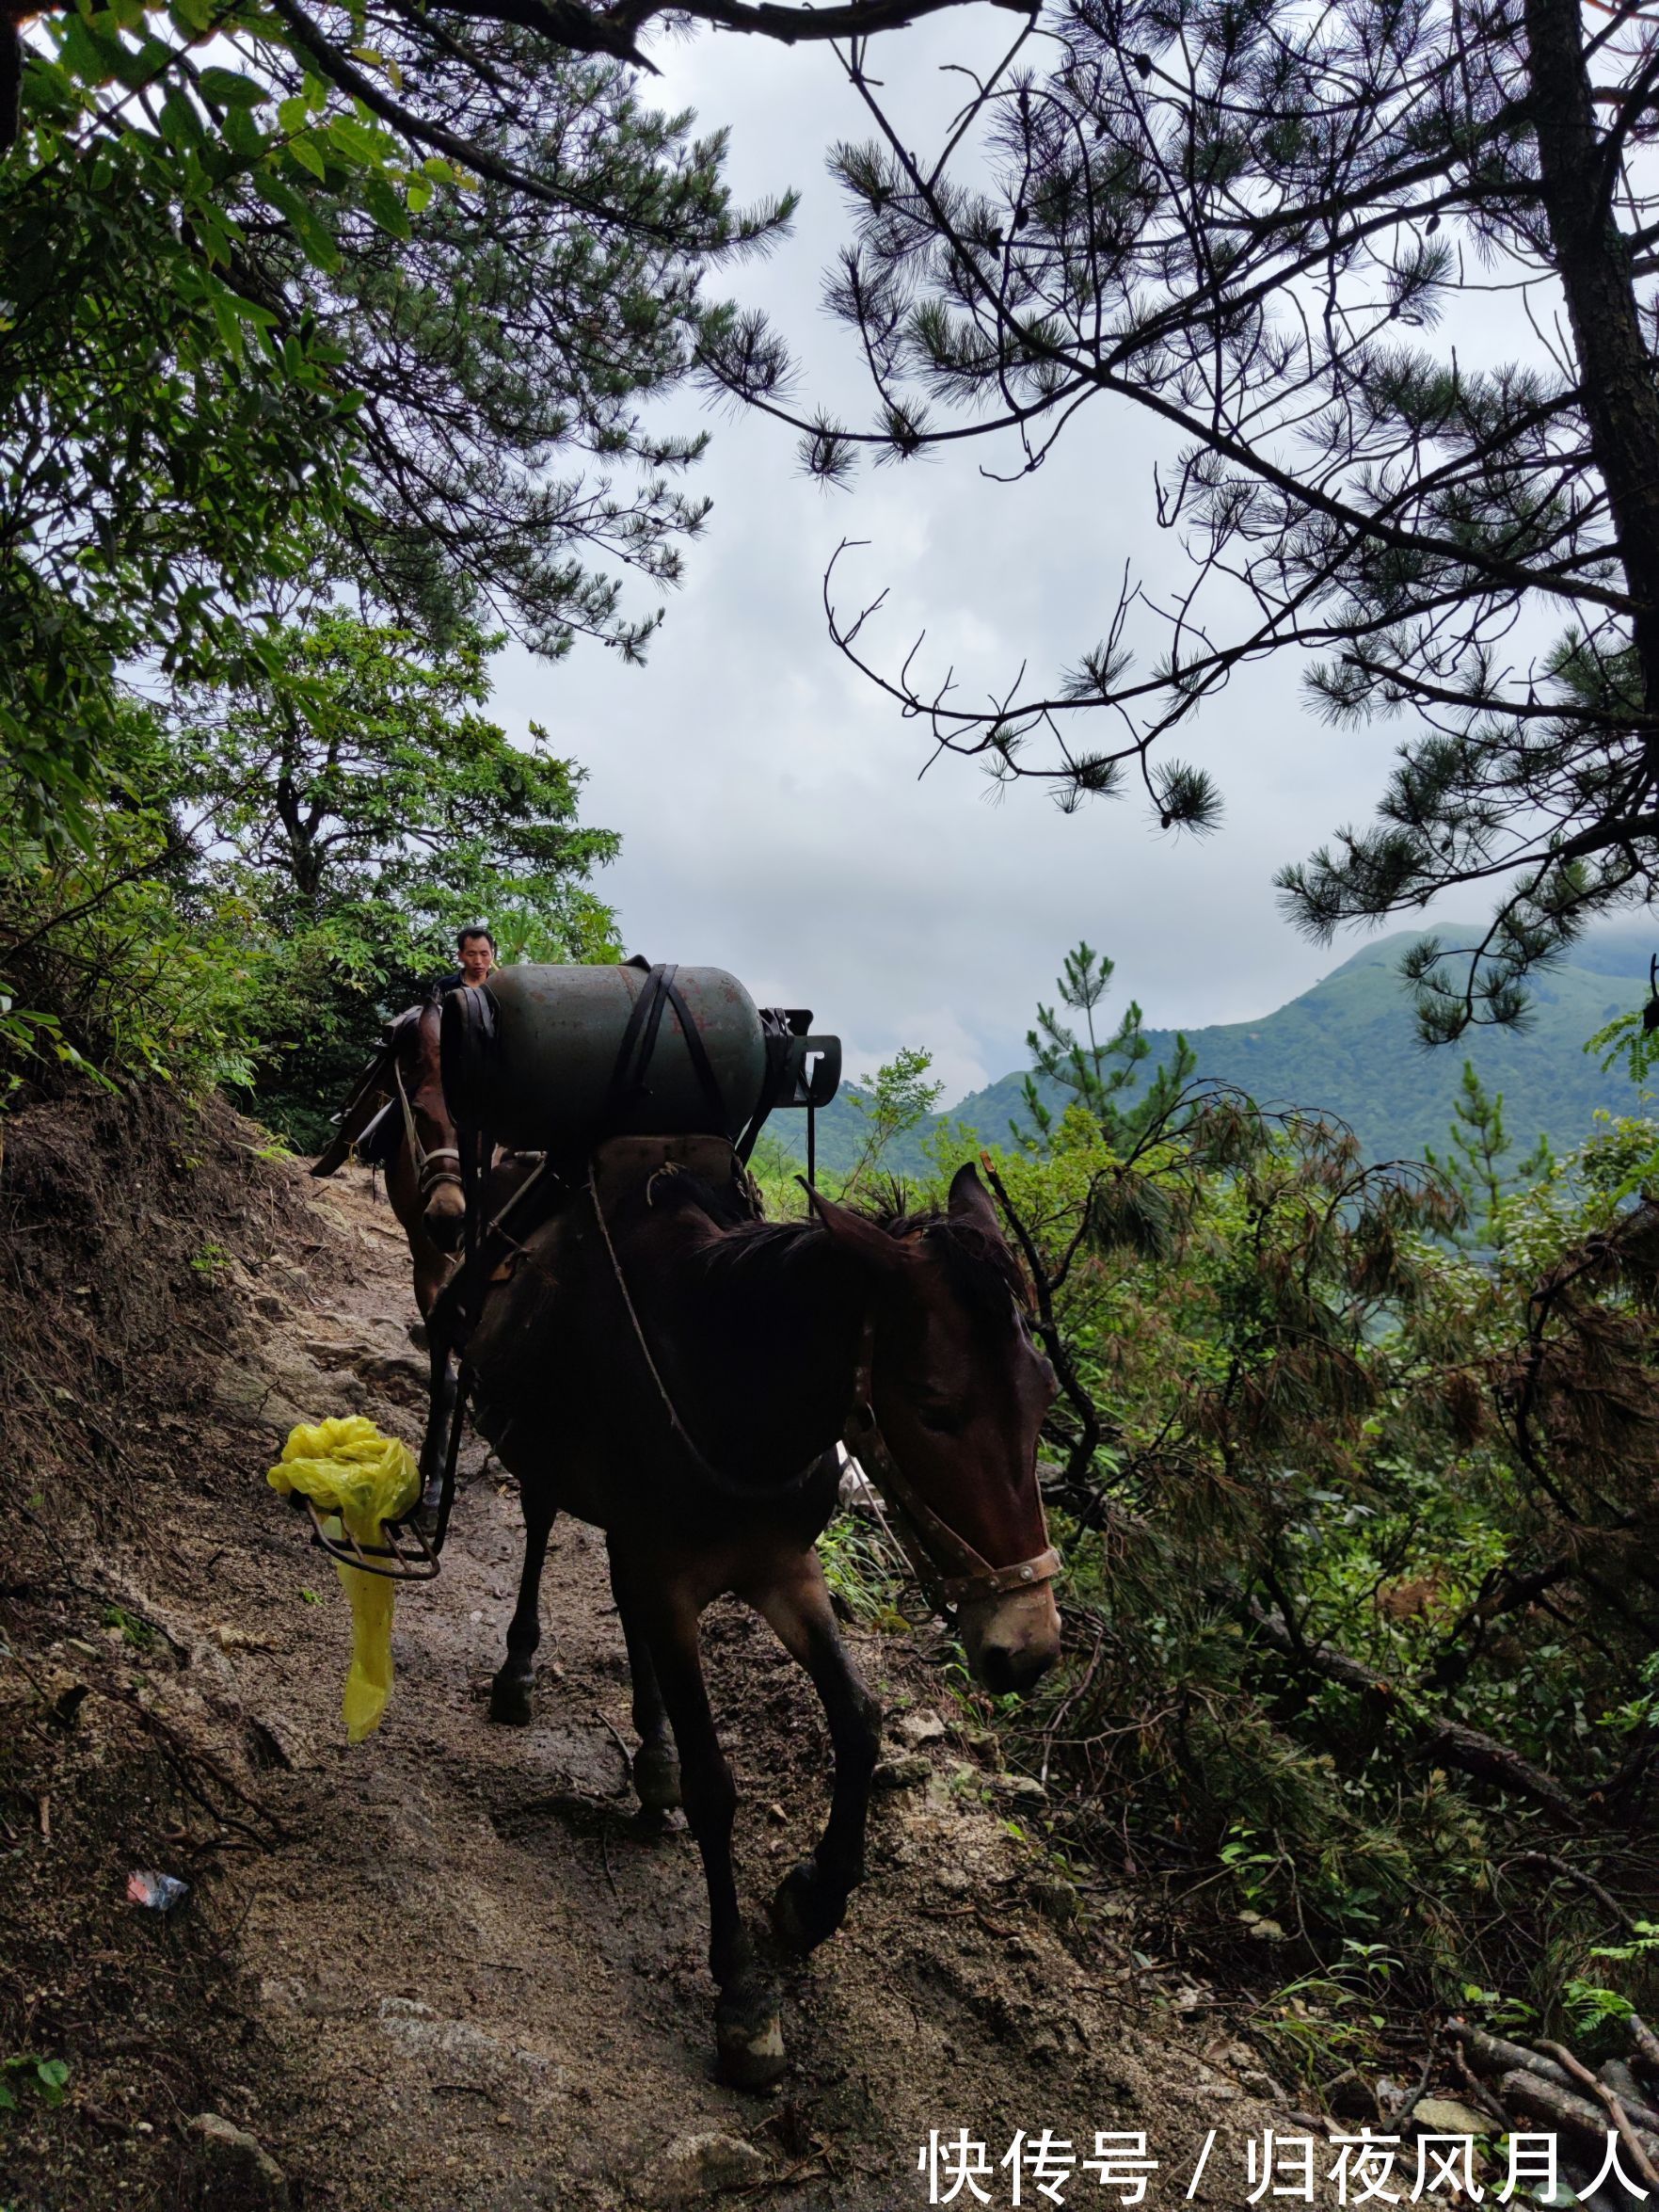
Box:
912, 1399, 964, 1435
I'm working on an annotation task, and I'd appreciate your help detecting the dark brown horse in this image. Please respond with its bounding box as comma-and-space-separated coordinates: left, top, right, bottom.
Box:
463, 1133, 1062, 2089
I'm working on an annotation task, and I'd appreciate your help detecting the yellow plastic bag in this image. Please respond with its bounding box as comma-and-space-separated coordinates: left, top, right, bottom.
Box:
266, 1417, 420, 1743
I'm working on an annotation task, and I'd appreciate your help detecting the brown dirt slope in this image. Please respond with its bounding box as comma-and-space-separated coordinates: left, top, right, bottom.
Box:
1, 1092, 1312, 2212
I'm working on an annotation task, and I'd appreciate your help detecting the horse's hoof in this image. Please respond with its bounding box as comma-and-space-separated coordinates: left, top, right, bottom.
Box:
770, 1858, 844, 1954
633, 1743, 682, 1815
488, 1674, 534, 1727
715, 1992, 787, 2092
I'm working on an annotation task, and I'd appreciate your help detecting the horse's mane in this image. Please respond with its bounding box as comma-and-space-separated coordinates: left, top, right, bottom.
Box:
655, 1170, 1028, 1322
868, 1197, 1030, 1321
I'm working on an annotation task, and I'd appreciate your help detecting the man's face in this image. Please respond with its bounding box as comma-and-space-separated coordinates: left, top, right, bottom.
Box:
458, 936, 495, 986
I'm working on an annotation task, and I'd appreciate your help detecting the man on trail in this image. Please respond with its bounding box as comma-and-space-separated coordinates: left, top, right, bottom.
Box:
435, 924, 497, 997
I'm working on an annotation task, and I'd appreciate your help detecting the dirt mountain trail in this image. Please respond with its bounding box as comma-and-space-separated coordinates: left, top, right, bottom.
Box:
3, 1115, 1318, 2211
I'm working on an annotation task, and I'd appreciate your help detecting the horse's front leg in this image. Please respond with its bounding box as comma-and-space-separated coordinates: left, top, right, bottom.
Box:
488, 1486, 556, 1725
752, 1551, 883, 1954
626, 1566, 783, 2090
408, 1242, 455, 1528
608, 1547, 681, 1818
416, 1328, 455, 1524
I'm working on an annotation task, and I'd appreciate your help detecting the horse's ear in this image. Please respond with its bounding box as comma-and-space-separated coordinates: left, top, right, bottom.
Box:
948, 1161, 1005, 1243
805, 1187, 911, 1275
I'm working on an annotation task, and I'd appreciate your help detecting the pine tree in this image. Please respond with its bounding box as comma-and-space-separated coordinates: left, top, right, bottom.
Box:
1427, 1061, 1555, 1248
1017, 942, 1195, 1149
709, 0, 1659, 1035
5, 16, 790, 841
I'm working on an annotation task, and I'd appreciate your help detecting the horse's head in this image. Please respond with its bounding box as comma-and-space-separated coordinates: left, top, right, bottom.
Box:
814, 1163, 1062, 1696
397, 1000, 466, 1251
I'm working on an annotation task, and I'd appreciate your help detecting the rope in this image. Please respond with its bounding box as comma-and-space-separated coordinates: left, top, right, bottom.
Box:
586, 1163, 827, 1503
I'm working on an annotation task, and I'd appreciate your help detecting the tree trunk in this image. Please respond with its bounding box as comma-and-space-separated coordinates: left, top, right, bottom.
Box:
1525, 0, 1659, 774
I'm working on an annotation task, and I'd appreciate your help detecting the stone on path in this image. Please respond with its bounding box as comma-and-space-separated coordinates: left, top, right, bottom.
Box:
187, 2111, 290, 2211
631, 2130, 768, 2204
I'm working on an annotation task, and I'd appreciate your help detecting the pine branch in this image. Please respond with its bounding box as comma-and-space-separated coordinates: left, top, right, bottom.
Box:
1245, 1596, 1588, 1824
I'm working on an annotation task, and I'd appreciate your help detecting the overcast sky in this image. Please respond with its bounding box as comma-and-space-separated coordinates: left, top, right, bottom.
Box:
491, 9, 1441, 1104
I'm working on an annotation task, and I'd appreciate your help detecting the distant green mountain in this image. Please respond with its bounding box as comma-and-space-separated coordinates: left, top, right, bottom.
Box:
770, 925, 1654, 1178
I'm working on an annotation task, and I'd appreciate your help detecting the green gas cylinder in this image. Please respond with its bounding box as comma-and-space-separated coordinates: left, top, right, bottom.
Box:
439, 962, 771, 1154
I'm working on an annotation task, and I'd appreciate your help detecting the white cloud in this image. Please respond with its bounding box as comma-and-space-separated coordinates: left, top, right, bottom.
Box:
489, 14, 1447, 1106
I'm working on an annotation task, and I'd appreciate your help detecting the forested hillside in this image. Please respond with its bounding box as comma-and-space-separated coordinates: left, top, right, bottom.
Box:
779, 926, 1651, 1178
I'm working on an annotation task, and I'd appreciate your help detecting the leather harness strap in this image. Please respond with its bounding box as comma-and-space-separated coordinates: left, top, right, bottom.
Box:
606, 963, 728, 1135
394, 1048, 462, 1198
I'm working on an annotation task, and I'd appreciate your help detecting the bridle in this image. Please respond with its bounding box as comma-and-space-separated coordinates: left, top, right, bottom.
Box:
590, 1169, 1062, 1616
842, 1314, 1062, 1613
393, 1025, 463, 1204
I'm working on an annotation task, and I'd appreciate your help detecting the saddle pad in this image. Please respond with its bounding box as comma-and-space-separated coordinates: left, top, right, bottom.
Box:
590, 1131, 748, 1212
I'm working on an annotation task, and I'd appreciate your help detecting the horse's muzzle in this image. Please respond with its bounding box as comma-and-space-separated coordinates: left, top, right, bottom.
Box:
957, 1583, 1061, 1698
423, 1186, 466, 1253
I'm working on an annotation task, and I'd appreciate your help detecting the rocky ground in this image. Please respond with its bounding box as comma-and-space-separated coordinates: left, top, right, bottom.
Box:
1, 1102, 1324, 2211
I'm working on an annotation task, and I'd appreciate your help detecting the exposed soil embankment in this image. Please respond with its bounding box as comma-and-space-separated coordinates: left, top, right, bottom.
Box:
1, 1092, 1308, 2211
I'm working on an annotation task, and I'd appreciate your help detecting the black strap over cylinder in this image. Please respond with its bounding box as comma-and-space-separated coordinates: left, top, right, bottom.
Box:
605, 962, 727, 1133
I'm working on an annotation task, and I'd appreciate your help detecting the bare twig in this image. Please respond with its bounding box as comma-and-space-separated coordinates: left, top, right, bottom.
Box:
1502, 1850, 1638, 1932
1452, 2043, 1514, 2132
1540, 2040, 1659, 2193
102, 1684, 290, 1845
1393, 2042, 1438, 2131
595, 1709, 634, 1795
